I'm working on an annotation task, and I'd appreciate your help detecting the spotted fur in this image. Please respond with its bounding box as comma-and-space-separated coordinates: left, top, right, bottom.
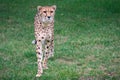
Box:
33, 5, 56, 77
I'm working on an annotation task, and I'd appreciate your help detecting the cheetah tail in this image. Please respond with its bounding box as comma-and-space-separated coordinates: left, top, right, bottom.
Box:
32, 40, 37, 44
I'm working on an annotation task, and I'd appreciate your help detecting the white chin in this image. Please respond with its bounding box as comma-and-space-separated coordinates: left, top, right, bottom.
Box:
42, 19, 53, 23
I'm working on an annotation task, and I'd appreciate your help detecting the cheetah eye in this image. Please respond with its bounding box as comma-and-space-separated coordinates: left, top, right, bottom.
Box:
50, 11, 53, 13
43, 11, 47, 13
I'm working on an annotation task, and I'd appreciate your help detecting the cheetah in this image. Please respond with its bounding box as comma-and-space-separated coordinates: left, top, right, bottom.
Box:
33, 5, 56, 77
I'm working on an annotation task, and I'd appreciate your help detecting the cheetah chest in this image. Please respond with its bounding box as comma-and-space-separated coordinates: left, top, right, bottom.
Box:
35, 27, 53, 41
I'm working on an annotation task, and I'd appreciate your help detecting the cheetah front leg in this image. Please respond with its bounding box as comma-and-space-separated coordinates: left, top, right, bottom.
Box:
36, 40, 43, 77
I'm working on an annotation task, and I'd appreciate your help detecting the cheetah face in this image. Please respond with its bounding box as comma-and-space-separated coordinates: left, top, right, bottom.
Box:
37, 5, 56, 23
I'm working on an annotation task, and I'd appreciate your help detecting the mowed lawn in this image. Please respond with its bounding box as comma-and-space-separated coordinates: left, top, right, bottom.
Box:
0, 0, 120, 80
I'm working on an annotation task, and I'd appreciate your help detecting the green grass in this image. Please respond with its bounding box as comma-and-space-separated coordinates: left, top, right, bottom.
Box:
0, 0, 120, 80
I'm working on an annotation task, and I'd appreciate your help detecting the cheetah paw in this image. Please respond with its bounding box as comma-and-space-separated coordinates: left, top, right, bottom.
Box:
36, 74, 42, 77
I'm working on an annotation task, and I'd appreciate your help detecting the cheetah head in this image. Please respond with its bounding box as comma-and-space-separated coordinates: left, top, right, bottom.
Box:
37, 5, 56, 23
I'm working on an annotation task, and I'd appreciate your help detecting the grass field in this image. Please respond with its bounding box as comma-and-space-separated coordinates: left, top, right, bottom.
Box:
0, 0, 120, 80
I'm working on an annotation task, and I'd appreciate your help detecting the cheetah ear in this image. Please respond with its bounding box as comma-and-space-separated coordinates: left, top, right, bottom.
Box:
37, 6, 42, 11
52, 5, 56, 10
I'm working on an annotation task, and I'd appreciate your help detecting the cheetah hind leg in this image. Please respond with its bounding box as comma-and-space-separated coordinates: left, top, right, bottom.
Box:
42, 40, 51, 69
48, 40, 54, 58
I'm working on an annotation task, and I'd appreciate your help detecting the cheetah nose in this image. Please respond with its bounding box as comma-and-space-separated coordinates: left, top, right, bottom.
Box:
48, 16, 51, 19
